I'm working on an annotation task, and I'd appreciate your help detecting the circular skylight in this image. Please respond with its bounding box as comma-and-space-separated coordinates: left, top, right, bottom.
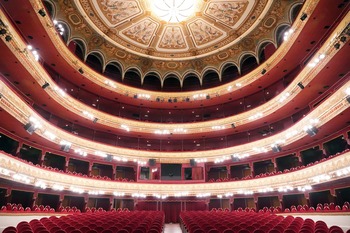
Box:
152, 0, 196, 23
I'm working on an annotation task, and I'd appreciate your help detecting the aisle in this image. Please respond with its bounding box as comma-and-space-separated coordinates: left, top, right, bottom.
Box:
164, 223, 182, 233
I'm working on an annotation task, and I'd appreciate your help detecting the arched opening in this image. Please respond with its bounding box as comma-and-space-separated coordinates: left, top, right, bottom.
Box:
163, 76, 181, 92
182, 74, 201, 91
43, 0, 55, 19
275, 25, 290, 48
258, 42, 276, 63
68, 39, 85, 61
221, 64, 240, 84
202, 70, 220, 89
86, 52, 104, 73
104, 62, 122, 83
124, 69, 142, 88
143, 73, 162, 91
290, 3, 303, 23
240, 55, 258, 76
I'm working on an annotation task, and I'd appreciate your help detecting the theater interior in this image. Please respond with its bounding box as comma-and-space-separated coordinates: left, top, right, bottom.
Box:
0, 0, 350, 232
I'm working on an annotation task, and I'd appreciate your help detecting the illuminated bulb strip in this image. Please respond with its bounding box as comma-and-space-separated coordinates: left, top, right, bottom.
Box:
138, 93, 151, 99
43, 131, 56, 140
248, 112, 263, 120
35, 180, 47, 189
74, 148, 87, 156
212, 125, 226, 130
52, 184, 64, 191
297, 185, 312, 192
13, 174, 31, 184
131, 193, 146, 198
194, 158, 207, 163
70, 186, 85, 194
279, 92, 290, 103
113, 192, 125, 196
54, 87, 66, 97
335, 166, 350, 177
174, 192, 189, 197
278, 186, 294, 192
95, 151, 107, 158
104, 80, 117, 88
121, 124, 130, 132
29, 116, 42, 129
283, 28, 294, 41
82, 110, 94, 120
232, 153, 250, 160
224, 192, 233, 197
308, 54, 326, 67
257, 187, 274, 193
0, 168, 11, 176
153, 194, 168, 199
193, 93, 207, 99
311, 174, 331, 183
88, 190, 105, 195
196, 193, 211, 198
237, 190, 253, 195
173, 128, 187, 133
155, 129, 170, 135
253, 147, 268, 153
214, 155, 230, 163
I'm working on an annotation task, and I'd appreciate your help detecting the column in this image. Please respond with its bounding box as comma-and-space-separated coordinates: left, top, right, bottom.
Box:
296, 151, 303, 166
39, 150, 47, 166
109, 197, 114, 210
64, 157, 70, 172
226, 165, 231, 178
112, 164, 116, 180
88, 162, 93, 177
249, 162, 254, 177
31, 191, 38, 209
15, 141, 23, 158
278, 194, 284, 211
271, 158, 278, 172
254, 196, 258, 212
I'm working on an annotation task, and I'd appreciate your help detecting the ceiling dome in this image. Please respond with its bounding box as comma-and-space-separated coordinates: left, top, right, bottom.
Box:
54, 0, 300, 80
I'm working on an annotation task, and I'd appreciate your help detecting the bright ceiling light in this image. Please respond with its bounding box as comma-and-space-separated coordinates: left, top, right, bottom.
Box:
152, 0, 196, 23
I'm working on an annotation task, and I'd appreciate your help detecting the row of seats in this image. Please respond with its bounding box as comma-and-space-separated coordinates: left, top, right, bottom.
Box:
3, 211, 165, 233
208, 149, 349, 183
180, 211, 346, 233
0, 204, 55, 213
0, 203, 131, 213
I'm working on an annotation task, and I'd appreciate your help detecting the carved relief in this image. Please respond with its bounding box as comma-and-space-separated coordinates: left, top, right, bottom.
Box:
188, 19, 224, 46
122, 19, 158, 45
205, 1, 249, 27
93, 0, 141, 26
158, 26, 187, 49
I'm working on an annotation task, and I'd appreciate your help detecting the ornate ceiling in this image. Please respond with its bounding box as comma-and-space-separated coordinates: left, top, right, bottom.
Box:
52, 0, 303, 80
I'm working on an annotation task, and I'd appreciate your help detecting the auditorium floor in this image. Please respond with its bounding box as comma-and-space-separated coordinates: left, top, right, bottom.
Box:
164, 223, 182, 233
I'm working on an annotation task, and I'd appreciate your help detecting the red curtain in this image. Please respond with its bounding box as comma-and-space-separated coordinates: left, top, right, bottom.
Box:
185, 201, 207, 211
135, 201, 158, 211
162, 202, 181, 223
192, 167, 203, 180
